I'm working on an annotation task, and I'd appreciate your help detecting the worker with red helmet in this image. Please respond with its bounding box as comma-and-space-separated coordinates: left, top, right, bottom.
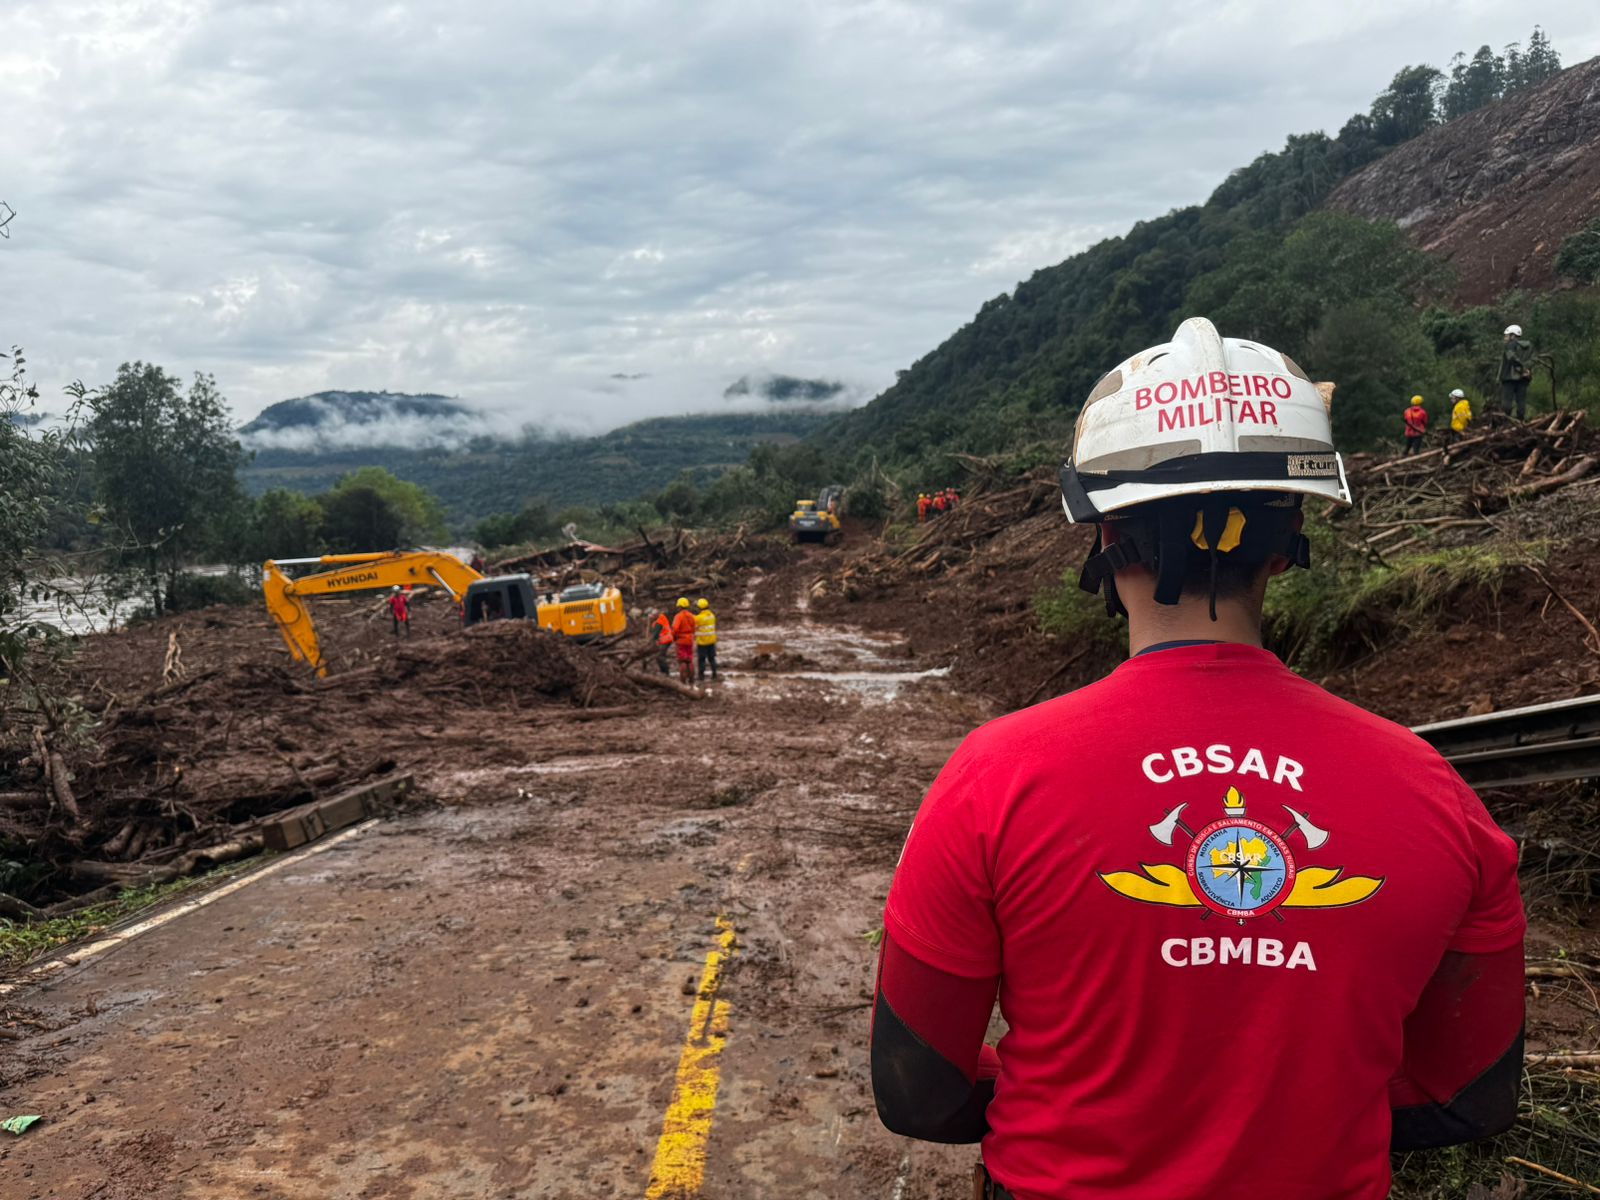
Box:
871, 318, 1524, 1199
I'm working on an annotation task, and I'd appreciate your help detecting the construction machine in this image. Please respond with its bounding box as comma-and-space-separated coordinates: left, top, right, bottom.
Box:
788, 487, 843, 544
262, 551, 625, 676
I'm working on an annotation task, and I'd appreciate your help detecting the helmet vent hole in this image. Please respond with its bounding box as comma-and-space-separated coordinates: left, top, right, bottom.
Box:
1085, 369, 1123, 406
1279, 353, 1312, 381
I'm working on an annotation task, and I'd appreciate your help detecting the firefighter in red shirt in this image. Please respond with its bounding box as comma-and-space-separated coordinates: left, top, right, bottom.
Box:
670, 597, 698, 685
386, 586, 410, 636
871, 318, 1525, 1200
1402, 394, 1429, 456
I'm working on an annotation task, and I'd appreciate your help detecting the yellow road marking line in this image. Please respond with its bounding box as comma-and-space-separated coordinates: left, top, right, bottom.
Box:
645, 915, 737, 1199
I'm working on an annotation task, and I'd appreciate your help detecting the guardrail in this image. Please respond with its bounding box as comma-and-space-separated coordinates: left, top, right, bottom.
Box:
1412, 695, 1600, 788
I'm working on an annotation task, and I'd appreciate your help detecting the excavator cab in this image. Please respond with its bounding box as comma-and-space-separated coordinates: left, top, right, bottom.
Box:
789, 496, 841, 545
463, 576, 541, 626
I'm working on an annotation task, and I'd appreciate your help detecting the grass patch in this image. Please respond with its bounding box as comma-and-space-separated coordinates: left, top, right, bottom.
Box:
1265, 522, 1534, 671
0, 860, 256, 975
1033, 570, 1125, 652
1391, 1066, 1600, 1198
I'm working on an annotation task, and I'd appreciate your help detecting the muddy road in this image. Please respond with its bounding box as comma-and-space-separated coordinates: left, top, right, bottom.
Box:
1, 572, 992, 1199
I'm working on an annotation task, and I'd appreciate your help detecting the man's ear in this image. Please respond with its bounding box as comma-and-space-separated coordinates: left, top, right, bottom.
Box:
1266, 509, 1306, 578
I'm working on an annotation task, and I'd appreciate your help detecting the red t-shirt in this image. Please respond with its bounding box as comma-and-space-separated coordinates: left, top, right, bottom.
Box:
1404, 405, 1428, 436
885, 643, 1523, 1200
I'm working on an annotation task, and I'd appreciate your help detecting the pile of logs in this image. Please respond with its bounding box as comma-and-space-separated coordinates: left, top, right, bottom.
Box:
1337, 411, 1596, 552
820, 470, 1063, 600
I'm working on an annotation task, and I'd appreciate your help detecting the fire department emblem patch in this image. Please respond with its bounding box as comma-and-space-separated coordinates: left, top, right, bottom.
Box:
1100, 786, 1383, 924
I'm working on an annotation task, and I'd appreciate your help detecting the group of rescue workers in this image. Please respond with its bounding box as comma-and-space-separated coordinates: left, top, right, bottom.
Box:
1401, 323, 1538, 455
915, 488, 961, 521
652, 596, 718, 685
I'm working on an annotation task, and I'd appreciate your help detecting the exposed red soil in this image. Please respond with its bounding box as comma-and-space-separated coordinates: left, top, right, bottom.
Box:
1328, 56, 1600, 303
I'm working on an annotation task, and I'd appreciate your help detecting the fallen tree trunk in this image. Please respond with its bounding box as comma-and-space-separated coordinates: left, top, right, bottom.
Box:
69, 833, 264, 890
31, 729, 82, 827
1510, 455, 1597, 500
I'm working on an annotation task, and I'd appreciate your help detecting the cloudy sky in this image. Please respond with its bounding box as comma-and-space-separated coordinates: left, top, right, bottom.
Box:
3, 1, 1597, 435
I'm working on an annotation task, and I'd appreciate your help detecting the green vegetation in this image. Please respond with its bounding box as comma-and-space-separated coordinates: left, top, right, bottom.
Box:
1391, 1064, 1600, 1198
84, 363, 247, 616
316, 466, 447, 551
0, 862, 254, 973
1032, 572, 1125, 654
1439, 27, 1562, 120
1556, 218, 1600, 284
0, 350, 71, 674
1263, 524, 1533, 671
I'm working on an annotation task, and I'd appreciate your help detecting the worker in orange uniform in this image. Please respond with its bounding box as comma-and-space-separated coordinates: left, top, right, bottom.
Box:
694, 598, 719, 682
932, 491, 947, 517
1403, 395, 1428, 456
387, 586, 410, 636
671, 597, 698, 685
917, 493, 931, 523
653, 609, 675, 675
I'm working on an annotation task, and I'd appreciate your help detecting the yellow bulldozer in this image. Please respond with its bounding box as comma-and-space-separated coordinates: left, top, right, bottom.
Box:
788, 485, 843, 544
262, 551, 626, 677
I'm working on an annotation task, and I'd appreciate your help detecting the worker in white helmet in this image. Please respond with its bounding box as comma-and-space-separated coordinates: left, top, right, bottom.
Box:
1447, 387, 1473, 445
1499, 323, 1534, 418
872, 318, 1524, 1200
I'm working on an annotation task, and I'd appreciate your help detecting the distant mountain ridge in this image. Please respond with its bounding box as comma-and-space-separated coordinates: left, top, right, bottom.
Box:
241, 409, 831, 528
240, 390, 488, 451
240, 390, 469, 433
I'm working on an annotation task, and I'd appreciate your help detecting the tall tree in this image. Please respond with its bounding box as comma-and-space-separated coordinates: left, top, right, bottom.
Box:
86, 363, 245, 615
316, 467, 446, 552
1441, 46, 1504, 119
0, 349, 67, 670
1370, 65, 1443, 145
1520, 26, 1561, 87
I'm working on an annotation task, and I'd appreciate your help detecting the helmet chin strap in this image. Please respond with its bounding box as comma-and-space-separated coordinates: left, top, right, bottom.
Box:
1078, 500, 1310, 622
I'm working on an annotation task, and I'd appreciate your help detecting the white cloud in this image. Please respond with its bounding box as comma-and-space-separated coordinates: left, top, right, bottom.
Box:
2, 0, 1596, 433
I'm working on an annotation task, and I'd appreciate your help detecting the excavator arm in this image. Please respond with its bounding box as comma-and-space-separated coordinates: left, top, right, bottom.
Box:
262, 552, 484, 677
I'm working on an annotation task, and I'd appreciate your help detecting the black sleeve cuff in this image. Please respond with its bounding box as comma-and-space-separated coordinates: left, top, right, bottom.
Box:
1392, 1028, 1524, 1152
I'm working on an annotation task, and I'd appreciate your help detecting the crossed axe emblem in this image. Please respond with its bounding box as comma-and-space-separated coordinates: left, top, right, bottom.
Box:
1148, 801, 1329, 849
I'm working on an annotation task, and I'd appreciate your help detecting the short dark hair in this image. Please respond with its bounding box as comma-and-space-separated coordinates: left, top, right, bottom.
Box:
1108, 493, 1287, 604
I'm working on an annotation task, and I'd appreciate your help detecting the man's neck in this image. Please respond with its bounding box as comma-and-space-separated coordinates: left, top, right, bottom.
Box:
1126, 602, 1264, 657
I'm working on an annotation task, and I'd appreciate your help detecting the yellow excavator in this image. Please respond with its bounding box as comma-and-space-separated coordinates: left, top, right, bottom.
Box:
262, 551, 626, 676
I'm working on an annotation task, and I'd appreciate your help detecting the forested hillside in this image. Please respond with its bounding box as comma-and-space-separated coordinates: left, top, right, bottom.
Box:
243, 409, 830, 527
810, 39, 1588, 485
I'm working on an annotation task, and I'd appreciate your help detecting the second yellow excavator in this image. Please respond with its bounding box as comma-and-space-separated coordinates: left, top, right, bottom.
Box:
262, 551, 626, 676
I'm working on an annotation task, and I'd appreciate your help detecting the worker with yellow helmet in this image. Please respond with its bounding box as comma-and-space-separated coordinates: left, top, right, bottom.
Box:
694, 597, 719, 682
1402, 394, 1429, 456
670, 597, 697, 684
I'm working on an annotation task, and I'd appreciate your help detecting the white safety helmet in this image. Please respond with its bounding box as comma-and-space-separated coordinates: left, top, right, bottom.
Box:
1504, 324, 1523, 337
1060, 317, 1350, 523
1450, 388, 1465, 399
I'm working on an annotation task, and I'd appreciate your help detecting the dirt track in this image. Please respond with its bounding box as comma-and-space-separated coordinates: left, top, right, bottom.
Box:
0, 569, 994, 1199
